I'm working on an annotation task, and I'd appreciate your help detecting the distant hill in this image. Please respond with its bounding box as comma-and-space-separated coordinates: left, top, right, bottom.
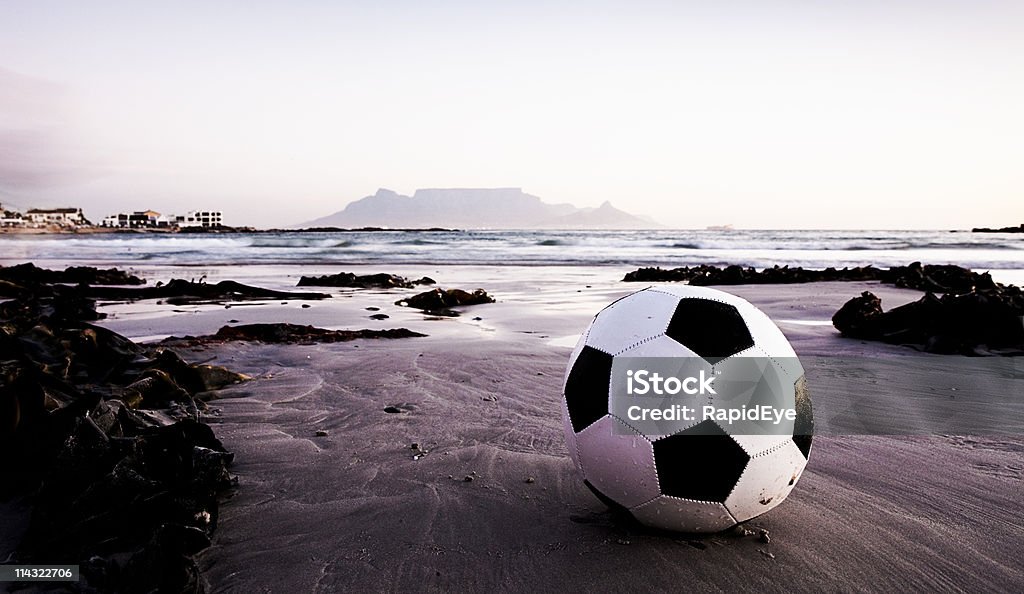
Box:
300, 188, 655, 229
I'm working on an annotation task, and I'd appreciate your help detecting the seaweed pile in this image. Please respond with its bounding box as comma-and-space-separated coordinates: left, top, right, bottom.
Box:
832, 287, 1024, 355
622, 261, 1022, 355
164, 322, 426, 346
396, 288, 495, 317
0, 263, 145, 286
0, 263, 330, 306
1, 269, 245, 591
84, 279, 329, 305
623, 262, 997, 294
297, 271, 436, 289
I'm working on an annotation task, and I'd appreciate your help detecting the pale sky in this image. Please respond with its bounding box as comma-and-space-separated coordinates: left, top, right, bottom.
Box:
1, 0, 1022, 229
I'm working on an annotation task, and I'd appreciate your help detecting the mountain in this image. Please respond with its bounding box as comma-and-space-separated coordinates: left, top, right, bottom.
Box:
551, 201, 652, 228
300, 188, 655, 229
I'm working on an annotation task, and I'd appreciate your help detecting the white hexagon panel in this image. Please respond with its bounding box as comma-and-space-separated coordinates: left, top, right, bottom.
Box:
584, 289, 679, 355
725, 439, 808, 523
630, 496, 737, 533
575, 416, 660, 509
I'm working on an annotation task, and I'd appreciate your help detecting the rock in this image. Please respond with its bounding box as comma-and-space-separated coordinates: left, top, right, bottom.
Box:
397, 288, 495, 312
296, 271, 436, 289
831, 292, 883, 339
971, 224, 1024, 233
315, 429, 329, 437
524, 477, 536, 484
832, 287, 1024, 354
383, 406, 404, 414
369, 313, 390, 320
758, 529, 771, 544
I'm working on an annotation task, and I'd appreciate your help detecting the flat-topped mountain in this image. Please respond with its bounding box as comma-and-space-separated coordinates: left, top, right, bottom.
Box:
301, 188, 654, 229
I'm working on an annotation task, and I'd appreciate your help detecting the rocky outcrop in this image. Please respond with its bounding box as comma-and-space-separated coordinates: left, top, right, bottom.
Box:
832, 287, 1024, 355
92, 278, 330, 304
0, 276, 330, 304
0, 265, 329, 305
1, 274, 244, 592
164, 323, 426, 345
971, 224, 1024, 233
396, 288, 495, 316
296, 271, 435, 289
623, 262, 997, 294
0, 262, 145, 285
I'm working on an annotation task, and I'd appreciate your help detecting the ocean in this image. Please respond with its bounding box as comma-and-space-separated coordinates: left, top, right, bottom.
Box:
1, 229, 1021, 284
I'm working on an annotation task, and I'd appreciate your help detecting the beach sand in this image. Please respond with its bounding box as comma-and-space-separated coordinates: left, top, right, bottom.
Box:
84, 266, 1022, 592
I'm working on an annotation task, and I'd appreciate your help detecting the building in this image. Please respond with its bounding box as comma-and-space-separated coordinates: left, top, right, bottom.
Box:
25, 207, 89, 227
101, 209, 224, 228
103, 210, 184, 228
136, 210, 162, 226
102, 211, 152, 228
155, 213, 177, 227
0, 203, 25, 227
179, 210, 223, 228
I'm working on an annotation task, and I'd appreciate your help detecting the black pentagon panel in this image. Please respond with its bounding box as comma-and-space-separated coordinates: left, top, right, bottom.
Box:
564, 346, 613, 433
665, 298, 755, 364
583, 479, 630, 515
652, 420, 750, 502
792, 375, 814, 460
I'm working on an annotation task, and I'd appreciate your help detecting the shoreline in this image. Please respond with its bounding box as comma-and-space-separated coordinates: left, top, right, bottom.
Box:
2, 229, 1021, 288
3, 226, 1024, 234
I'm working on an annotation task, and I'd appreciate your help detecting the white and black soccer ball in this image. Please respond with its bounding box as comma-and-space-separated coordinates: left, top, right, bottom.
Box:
562, 285, 813, 533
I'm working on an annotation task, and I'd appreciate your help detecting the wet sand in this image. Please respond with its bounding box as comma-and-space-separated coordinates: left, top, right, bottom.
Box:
87, 268, 1024, 592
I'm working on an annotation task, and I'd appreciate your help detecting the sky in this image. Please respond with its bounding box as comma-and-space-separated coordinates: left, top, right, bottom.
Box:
0, 0, 1022, 229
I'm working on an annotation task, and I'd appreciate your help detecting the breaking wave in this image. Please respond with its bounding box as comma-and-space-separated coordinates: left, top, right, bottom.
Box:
0, 229, 1019, 273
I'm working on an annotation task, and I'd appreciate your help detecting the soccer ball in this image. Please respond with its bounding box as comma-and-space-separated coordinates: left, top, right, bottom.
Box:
562, 285, 813, 532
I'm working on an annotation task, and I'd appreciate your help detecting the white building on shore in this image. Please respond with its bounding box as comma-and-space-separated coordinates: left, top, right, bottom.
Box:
101, 210, 166, 228
179, 210, 223, 228
101, 209, 224, 229
0, 203, 26, 227
24, 207, 89, 227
